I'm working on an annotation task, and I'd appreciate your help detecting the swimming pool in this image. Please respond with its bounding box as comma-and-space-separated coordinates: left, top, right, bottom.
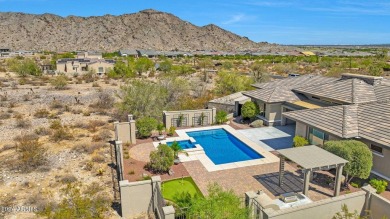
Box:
186, 128, 264, 165
166, 140, 196, 149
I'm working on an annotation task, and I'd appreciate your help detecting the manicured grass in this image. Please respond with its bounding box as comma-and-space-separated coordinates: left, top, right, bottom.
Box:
162, 177, 203, 202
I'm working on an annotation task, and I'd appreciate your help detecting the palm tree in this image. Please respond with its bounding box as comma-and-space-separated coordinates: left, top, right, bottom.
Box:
157, 123, 165, 135
170, 141, 188, 159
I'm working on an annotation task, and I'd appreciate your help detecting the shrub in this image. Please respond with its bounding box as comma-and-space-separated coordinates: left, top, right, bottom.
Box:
15, 135, 47, 172
91, 151, 105, 163
0, 112, 11, 120
92, 130, 112, 142
215, 110, 228, 124
34, 127, 52, 136
50, 100, 64, 109
136, 117, 158, 138
50, 75, 68, 90
293, 135, 309, 147
60, 174, 78, 184
167, 126, 176, 136
87, 120, 105, 132
34, 108, 50, 118
250, 119, 264, 128
15, 116, 31, 128
92, 82, 100, 87
51, 128, 74, 142
241, 101, 259, 120
369, 178, 388, 194
92, 91, 115, 110
49, 119, 63, 130
350, 182, 361, 188
146, 144, 174, 173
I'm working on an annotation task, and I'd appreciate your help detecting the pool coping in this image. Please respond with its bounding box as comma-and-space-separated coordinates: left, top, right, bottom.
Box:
153, 125, 279, 172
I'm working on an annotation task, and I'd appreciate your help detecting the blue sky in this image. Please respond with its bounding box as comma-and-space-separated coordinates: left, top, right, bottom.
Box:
1, 0, 389, 45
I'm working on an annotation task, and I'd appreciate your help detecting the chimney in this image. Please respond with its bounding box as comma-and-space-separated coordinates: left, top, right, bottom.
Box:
341, 73, 382, 86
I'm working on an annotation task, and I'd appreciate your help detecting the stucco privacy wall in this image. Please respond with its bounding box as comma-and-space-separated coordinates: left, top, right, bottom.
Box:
295, 121, 307, 138
369, 190, 390, 219
163, 108, 217, 129
114, 115, 136, 144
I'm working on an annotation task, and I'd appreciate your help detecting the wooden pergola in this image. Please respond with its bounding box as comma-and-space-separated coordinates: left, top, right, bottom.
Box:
278, 146, 348, 197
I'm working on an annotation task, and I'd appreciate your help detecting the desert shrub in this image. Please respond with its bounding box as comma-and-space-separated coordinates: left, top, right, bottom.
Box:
83, 110, 91, 116
87, 120, 105, 132
241, 101, 259, 120
0, 112, 11, 120
51, 128, 74, 142
60, 174, 78, 184
34, 127, 52, 136
215, 110, 228, 124
34, 108, 50, 118
369, 178, 388, 194
50, 100, 64, 109
15, 115, 31, 128
15, 135, 47, 172
92, 91, 115, 110
92, 130, 112, 142
250, 119, 264, 128
39, 183, 110, 219
50, 75, 68, 90
92, 82, 100, 87
293, 135, 309, 147
136, 117, 158, 138
146, 144, 174, 173
167, 126, 176, 136
49, 119, 63, 130
91, 151, 105, 163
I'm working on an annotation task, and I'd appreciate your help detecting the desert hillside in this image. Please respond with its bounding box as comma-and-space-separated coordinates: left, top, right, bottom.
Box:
0, 9, 278, 52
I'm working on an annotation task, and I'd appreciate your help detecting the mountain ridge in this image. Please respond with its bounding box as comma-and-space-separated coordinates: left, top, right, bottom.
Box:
0, 10, 280, 52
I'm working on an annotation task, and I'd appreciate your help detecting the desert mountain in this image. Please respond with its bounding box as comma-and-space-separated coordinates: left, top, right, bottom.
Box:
0, 9, 278, 52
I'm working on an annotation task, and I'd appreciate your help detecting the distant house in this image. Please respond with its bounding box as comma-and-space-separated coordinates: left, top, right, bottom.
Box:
137, 50, 160, 58
208, 92, 250, 116
300, 51, 316, 56
56, 58, 115, 76
0, 48, 10, 53
40, 64, 54, 74
119, 49, 139, 58
76, 51, 102, 59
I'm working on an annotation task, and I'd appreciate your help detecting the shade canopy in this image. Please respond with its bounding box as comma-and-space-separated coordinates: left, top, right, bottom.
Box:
278, 145, 348, 171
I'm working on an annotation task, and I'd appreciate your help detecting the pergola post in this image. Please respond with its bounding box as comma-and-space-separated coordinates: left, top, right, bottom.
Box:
334, 164, 344, 197
303, 169, 311, 196
279, 156, 285, 186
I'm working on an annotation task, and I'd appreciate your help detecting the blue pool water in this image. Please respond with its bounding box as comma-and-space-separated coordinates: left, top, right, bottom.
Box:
166, 140, 196, 149
186, 129, 264, 165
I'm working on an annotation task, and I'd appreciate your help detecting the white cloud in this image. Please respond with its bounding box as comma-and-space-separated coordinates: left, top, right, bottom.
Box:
222, 13, 256, 25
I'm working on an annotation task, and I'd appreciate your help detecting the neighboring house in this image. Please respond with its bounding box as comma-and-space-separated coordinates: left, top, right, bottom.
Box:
76, 51, 102, 59
40, 64, 54, 74
56, 58, 115, 76
207, 92, 250, 116
300, 51, 316, 56
119, 49, 139, 58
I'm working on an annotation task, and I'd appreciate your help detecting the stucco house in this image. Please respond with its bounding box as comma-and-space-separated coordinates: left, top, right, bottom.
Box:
76, 51, 102, 59
56, 58, 115, 76
243, 73, 390, 181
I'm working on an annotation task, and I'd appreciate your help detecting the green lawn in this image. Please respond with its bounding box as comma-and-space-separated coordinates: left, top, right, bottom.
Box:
161, 177, 203, 202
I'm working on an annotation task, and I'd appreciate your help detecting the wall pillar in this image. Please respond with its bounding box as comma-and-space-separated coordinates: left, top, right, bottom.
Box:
361, 184, 377, 217
279, 156, 285, 187
162, 206, 175, 219
334, 164, 344, 197
115, 141, 124, 181
212, 107, 217, 124
129, 118, 136, 144
114, 121, 119, 141
245, 191, 260, 218
303, 169, 311, 196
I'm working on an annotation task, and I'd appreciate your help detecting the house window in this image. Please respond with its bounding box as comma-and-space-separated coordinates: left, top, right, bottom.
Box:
308, 127, 328, 145
370, 144, 383, 155
98, 67, 104, 73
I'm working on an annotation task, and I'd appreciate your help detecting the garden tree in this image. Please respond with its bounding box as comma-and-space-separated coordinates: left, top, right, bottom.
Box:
187, 183, 250, 219
118, 80, 168, 119
368, 64, 383, 76
112, 60, 134, 78
159, 77, 191, 110
159, 59, 173, 73
7, 58, 41, 77
135, 57, 154, 76
215, 110, 228, 124
170, 141, 188, 158
39, 182, 110, 219
324, 140, 372, 184
241, 101, 259, 120
156, 123, 165, 135
135, 117, 158, 138
251, 61, 269, 83
147, 144, 174, 173
198, 58, 213, 82
215, 71, 254, 95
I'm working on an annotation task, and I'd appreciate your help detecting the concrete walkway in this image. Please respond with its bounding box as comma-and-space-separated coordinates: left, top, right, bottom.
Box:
238, 125, 295, 151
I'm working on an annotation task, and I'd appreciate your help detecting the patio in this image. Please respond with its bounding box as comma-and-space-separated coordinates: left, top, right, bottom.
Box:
237, 125, 295, 151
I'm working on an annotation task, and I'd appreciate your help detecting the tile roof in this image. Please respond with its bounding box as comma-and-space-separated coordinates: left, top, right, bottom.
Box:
251, 75, 337, 89
209, 92, 249, 105
283, 101, 390, 146
243, 87, 302, 103
293, 78, 378, 104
